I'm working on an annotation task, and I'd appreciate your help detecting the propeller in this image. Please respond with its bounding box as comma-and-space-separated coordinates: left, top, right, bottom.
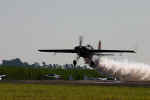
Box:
79, 35, 83, 46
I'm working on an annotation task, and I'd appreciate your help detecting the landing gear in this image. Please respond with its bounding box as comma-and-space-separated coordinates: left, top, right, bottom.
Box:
84, 57, 96, 68
73, 60, 77, 67
90, 61, 96, 68
73, 56, 80, 67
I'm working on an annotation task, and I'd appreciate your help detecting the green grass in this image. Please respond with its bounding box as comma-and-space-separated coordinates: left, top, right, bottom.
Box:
0, 66, 100, 80
0, 83, 149, 100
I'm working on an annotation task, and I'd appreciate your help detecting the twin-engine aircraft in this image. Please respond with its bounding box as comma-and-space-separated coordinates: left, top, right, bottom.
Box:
38, 36, 136, 67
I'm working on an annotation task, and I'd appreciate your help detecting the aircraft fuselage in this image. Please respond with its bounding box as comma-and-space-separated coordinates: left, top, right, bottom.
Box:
74, 46, 94, 58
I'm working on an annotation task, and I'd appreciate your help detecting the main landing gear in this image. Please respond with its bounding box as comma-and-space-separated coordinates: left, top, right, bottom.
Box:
90, 60, 96, 68
84, 57, 96, 68
73, 56, 80, 66
73, 60, 77, 67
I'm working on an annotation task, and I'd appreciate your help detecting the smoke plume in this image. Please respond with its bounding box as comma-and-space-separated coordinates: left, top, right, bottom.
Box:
95, 57, 150, 81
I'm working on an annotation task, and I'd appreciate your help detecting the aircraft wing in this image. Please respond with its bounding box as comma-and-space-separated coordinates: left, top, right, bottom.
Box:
89, 50, 136, 53
96, 53, 114, 56
38, 49, 77, 53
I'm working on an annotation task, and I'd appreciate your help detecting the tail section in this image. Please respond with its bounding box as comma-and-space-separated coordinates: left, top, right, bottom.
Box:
98, 40, 101, 50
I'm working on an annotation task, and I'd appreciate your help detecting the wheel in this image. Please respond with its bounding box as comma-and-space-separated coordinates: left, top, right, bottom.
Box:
73, 60, 77, 66
90, 61, 96, 68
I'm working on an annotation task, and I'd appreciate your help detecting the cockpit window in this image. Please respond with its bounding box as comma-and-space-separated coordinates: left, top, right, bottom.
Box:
86, 45, 93, 50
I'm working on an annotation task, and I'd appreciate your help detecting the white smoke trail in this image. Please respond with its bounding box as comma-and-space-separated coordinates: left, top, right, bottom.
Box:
95, 57, 150, 81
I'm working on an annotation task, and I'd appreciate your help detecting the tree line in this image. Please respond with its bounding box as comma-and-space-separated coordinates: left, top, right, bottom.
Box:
0, 58, 103, 80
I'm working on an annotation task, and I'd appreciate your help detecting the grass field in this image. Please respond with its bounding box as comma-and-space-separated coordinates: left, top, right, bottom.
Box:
0, 83, 150, 100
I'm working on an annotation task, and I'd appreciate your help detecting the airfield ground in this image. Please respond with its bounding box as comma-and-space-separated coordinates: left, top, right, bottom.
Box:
1, 80, 150, 87
0, 80, 150, 100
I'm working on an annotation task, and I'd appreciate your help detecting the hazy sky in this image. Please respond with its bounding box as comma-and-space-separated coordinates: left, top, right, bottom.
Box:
0, 0, 150, 64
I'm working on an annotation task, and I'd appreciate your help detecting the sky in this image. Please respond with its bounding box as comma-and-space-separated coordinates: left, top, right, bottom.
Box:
0, 0, 150, 65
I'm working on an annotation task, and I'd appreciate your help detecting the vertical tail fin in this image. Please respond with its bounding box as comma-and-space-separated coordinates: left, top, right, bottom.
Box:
98, 40, 101, 50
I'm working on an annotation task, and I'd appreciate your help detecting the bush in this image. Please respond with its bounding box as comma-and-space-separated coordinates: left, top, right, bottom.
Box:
0, 66, 101, 80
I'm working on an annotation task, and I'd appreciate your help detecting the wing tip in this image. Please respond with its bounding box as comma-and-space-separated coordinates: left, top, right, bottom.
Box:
38, 50, 44, 52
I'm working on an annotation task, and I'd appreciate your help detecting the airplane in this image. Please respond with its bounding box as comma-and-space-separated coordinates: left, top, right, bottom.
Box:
38, 36, 136, 68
